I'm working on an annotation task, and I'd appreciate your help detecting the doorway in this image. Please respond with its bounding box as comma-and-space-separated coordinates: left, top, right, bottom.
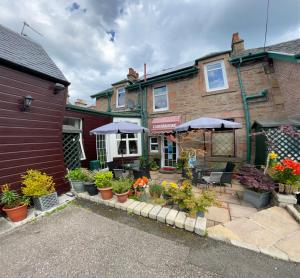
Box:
162, 136, 177, 167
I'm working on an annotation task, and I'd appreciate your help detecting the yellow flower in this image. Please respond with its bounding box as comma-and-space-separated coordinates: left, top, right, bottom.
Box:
269, 152, 278, 160
170, 182, 178, 189
161, 181, 168, 187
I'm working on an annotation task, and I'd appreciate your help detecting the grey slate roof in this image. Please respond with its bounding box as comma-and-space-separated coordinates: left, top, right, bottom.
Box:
90, 87, 113, 98
231, 38, 300, 59
0, 24, 69, 84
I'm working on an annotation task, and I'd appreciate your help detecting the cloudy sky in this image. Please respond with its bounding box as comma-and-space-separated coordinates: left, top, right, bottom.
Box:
0, 0, 299, 104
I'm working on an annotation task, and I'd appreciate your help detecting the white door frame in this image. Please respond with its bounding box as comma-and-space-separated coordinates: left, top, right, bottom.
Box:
161, 135, 178, 168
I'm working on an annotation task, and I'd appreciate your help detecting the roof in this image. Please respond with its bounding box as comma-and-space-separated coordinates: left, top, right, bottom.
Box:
195, 50, 231, 62
90, 88, 113, 99
111, 79, 132, 86
231, 38, 300, 59
252, 119, 300, 129
0, 24, 69, 85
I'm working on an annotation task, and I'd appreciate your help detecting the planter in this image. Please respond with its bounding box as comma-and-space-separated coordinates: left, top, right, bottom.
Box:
33, 192, 58, 211
115, 191, 129, 203
278, 183, 298, 195
243, 189, 271, 208
84, 182, 98, 196
98, 187, 113, 200
2, 204, 28, 222
70, 181, 85, 193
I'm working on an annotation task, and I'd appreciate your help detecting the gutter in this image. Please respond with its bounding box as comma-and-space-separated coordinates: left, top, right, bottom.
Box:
231, 54, 269, 163
126, 67, 198, 91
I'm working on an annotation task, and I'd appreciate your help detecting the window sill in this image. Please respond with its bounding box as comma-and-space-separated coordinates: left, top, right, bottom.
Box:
202, 89, 237, 97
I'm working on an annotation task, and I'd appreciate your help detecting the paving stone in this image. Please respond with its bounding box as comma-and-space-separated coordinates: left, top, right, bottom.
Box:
106, 197, 117, 207
184, 217, 196, 232
216, 193, 241, 205
118, 199, 134, 210
259, 246, 289, 261
149, 205, 162, 220
133, 202, 148, 215
207, 224, 240, 242
166, 209, 178, 225
127, 201, 141, 213
229, 203, 257, 219
141, 203, 154, 217
157, 207, 171, 223
174, 211, 186, 229
275, 230, 300, 263
205, 206, 230, 224
231, 240, 260, 253
194, 217, 206, 236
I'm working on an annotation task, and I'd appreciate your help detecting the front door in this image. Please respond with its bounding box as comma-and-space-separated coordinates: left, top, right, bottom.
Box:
162, 137, 177, 167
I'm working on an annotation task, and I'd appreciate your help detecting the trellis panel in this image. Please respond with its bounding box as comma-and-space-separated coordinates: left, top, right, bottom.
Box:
63, 133, 81, 170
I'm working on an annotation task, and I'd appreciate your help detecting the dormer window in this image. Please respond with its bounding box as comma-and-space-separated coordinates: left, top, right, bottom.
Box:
117, 87, 125, 107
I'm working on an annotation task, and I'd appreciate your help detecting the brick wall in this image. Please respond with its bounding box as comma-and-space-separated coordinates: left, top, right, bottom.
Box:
273, 60, 300, 119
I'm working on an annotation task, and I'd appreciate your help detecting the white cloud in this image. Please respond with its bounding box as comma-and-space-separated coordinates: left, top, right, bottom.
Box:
0, 0, 299, 105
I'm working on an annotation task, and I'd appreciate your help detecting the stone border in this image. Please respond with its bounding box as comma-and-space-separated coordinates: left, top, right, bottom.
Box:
75, 192, 207, 236
286, 204, 300, 223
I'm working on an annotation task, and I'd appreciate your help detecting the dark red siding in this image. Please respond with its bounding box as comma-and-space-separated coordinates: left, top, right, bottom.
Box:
0, 65, 69, 194
64, 109, 112, 168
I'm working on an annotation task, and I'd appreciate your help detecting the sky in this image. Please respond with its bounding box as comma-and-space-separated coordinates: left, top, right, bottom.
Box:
0, 0, 299, 105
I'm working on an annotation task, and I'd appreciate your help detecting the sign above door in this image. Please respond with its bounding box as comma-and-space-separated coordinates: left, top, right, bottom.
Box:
150, 116, 181, 134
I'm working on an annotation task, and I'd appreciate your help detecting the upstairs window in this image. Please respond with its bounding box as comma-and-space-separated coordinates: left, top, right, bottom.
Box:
153, 86, 168, 111
204, 60, 228, 92
117, 87, 125, 107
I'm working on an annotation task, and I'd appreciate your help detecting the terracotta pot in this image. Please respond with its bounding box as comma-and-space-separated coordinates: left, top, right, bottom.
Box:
2, 204, 28, 222
115, 191, 129, 203
98, 187, 113, 200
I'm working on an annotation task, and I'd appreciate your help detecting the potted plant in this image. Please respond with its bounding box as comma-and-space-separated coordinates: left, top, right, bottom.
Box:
1, 184, 30, 222
176, 159, 184, 174
149, 183, 163, 198
272, 158, 300, 194
21, 169, 58, 211
150, 160, 159, 171
161, 180, 179, 205
94, 171, 113, 200
237, 165, 275, 208
65, 168, 85, 193
132, 176, 148, 200
81, 168, 98, 196
112, 178, 132, 203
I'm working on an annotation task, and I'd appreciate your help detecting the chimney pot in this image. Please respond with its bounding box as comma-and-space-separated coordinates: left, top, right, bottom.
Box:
231, 32, 245, 54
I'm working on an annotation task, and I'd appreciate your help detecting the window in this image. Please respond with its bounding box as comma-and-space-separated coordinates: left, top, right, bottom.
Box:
212, 131, 235, 157
117, 87, 125, 107
204, 60, 228, 92
153, 86, 168, 111
63, 117, 86, 160
150, 137, 159, 152
96, 135, 107, 169
116, 133, 138, 155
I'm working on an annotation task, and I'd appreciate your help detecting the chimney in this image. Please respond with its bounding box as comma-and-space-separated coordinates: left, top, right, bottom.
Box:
74, 99, 87, 107
231, 32, 245, 54
127, 67, 139, 82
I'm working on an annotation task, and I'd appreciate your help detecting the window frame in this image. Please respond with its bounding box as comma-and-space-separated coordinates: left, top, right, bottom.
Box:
149, 137, 159, 153
204, 60, 229, 92
116, 87, 126, 108
153, 85, 169, 112
211, 129, 235, 157
116, 133, 139, 156
96, 134, 107, 169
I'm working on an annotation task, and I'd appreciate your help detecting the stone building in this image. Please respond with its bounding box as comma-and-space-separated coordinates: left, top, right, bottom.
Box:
91, 33, 300, 168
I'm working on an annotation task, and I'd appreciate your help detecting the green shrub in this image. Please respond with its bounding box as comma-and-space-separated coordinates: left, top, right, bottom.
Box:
149, 184, 163, 198
81, 168, 95, 183
1, 184, 30, 209
112, 178, 133, 194
94, 171, 113, 188
65, 168, 85, 181
150, 160, 159, 171
21, 169, 56, 197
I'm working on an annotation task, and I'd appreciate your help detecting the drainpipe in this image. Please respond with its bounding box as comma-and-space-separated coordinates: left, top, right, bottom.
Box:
236, 59, 268, 163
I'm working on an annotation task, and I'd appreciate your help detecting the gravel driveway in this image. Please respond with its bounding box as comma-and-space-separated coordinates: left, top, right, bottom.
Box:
0, 200, 299, 278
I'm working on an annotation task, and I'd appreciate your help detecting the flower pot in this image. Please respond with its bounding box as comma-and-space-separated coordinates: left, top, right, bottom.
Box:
243, 189, 271, 208
278, 183, 285, 193
33, 192, 58, 211
115, 191, 129, 203
70, 181, 85, 193
2, 204, 28, 222
84, 182, 98, 196
98, 187, 113, 200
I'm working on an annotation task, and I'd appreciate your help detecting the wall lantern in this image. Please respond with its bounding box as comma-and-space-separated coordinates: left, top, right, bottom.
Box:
54, 83, 65, 94
21, 95, 33, 111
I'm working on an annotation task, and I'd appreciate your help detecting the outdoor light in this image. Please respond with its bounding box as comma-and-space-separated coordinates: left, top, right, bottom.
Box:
53, 83, 65, 94
21, 95, 33, 111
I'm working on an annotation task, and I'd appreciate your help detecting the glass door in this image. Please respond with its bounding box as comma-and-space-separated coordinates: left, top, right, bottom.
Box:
163, 137, 177, 167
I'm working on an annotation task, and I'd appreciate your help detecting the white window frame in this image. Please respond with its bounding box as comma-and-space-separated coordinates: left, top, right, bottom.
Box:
153, 85, 169, 112
116, 87, 125, 108
149, 137, 159, 153
116, 133, 138, 156
204, 60, 229, 92
96, 135, 107, 169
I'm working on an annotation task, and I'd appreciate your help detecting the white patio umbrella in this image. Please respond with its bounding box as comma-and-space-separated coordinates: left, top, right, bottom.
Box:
90, 121, 149, 168
174, 117, 242, 132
